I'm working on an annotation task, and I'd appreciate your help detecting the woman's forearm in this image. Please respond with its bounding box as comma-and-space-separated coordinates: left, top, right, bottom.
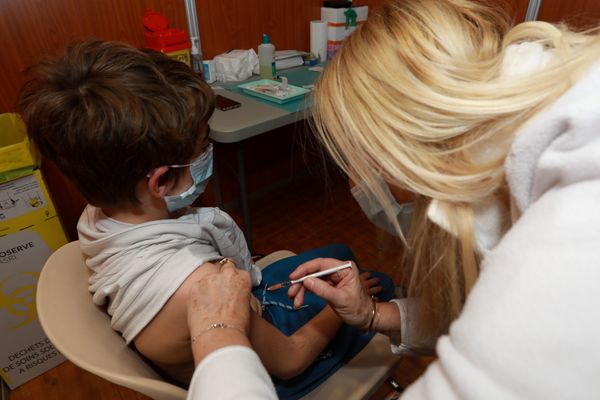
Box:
371, 301, 402, 333
191, 328, 252, 366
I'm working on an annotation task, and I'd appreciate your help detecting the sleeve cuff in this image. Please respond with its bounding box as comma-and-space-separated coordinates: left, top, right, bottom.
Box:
389, 298, 437, 356
188, 346, 277, 400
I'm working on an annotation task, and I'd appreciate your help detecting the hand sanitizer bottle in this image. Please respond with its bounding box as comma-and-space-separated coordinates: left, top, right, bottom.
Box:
258, 34, 276, 80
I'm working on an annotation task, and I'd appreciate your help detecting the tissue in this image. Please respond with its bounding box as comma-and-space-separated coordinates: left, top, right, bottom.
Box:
214, 49, 259, 82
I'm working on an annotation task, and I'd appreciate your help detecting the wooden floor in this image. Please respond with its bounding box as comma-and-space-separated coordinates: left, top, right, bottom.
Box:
6, 162, 433, 400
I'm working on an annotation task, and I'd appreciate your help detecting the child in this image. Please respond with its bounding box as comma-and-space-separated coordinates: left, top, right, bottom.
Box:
19, 40, 393, 397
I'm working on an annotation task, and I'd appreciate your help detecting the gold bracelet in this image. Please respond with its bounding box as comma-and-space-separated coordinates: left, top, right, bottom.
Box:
368, 298, 379, 332
191, 323, 246, 343
374, 301, 381, 331
362, 296, 377, 332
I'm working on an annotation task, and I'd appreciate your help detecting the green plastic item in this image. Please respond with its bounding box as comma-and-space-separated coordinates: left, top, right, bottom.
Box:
344, 8, 358, 28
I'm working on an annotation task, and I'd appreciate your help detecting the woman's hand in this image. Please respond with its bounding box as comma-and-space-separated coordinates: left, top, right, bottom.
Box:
187, 259, 252, 339
287, 258, 374, 329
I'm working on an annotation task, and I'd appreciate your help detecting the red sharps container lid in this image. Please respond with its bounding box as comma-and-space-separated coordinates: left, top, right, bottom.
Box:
143, 10, 189, 52
143, 10, 169, 31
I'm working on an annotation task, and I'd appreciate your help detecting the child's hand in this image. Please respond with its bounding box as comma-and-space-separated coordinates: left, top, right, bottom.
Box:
359, 272, 382, 299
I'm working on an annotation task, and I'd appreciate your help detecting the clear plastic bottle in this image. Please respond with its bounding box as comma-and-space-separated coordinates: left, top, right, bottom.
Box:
258, 34, 276, 80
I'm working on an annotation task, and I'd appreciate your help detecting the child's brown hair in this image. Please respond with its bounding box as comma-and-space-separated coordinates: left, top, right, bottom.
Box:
19, 40, 214, 207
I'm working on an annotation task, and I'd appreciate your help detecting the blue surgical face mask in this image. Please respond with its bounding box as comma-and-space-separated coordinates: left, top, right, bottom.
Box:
351, 174, 414, 238
163, 143, 213, 213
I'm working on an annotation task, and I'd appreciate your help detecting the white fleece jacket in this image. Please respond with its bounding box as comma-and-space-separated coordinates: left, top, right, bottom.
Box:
78, 206, 261, 343
187, 56, 600, 399
402, 58, 600, 399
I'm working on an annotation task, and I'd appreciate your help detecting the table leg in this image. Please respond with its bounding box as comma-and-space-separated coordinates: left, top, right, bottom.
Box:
236, 142, 253, 252
211, 157, 224, 209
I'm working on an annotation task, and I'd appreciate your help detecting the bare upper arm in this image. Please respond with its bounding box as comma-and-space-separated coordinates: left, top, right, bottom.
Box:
133, 261, 219, 381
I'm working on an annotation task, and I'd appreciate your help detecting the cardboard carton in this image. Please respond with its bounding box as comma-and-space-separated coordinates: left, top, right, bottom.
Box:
0, 114, 67, 388
321, 5, 368, 59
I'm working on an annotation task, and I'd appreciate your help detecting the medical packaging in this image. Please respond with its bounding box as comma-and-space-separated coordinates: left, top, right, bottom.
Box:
321, 5, 368, 59
202, 59, 216, 83
143, 10, 191, 66
0, 114, 67, 388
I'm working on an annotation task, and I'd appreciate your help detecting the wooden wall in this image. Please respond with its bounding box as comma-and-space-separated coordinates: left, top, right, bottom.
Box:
3, 0, 598, 112
538, 0, 600, 28
0, 0, 531, 113
1, 0, 362, 113
2, 0, 595, 240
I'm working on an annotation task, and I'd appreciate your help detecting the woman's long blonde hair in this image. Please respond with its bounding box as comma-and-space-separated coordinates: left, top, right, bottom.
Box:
312, 0, 600, 339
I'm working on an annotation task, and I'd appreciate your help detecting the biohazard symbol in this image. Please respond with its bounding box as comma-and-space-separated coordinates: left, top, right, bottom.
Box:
27, 193, 43, 208
0, 272, 39, 329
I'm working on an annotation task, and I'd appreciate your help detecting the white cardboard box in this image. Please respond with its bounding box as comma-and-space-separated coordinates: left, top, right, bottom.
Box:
0, 171, 67, 388
321, 5, 368, 59
321, 5, 369, 25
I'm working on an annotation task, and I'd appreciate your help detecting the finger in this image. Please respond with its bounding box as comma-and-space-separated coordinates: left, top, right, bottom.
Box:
369, 285, 382, 295
188, 280, 202, 300
187, 280, 211, 312
233, 269, 252, 288
359, 271, 372, 279
293, 286, 305, 309
364, 277, 381, 287
287, 282, 302, 298
328, 266, 355, 284
303, 277, 345, 304
289, 258, 343, 279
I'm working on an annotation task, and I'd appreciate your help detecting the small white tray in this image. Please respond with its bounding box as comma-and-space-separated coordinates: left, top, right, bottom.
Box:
238, 79, 310, 104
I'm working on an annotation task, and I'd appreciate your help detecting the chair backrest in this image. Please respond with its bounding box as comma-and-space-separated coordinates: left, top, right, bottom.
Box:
38, 242, 396, 400
36, 241, 187, 400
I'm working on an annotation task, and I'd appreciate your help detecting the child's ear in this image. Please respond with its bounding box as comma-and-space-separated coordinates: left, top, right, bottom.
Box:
146, 166, 172, 197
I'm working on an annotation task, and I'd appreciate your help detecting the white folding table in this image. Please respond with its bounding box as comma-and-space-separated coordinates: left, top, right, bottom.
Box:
208, 83, 312, 251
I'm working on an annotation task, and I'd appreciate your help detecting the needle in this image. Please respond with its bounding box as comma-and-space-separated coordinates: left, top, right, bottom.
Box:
266, 262, 352, 291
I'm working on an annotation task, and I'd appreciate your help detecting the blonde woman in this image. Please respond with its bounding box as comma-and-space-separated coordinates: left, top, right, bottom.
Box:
184, 0, 600, 398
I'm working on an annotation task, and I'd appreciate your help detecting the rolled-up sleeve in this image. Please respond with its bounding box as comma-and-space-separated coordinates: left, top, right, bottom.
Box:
389, 298, 437, 356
